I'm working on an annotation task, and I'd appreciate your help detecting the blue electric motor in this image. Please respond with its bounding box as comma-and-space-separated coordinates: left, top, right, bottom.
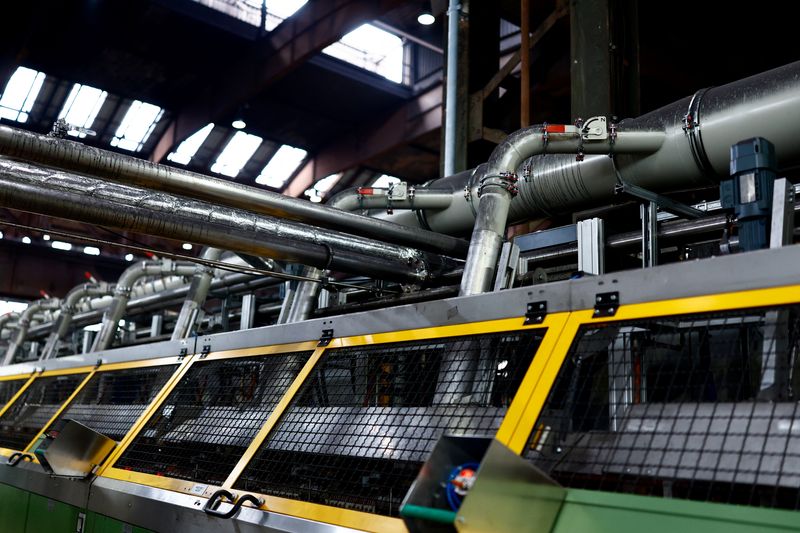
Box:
720, 137, 777, 252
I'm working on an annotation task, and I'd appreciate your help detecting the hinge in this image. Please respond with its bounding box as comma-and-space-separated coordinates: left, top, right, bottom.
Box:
593, 291, 620, 317
94, 358, 103, 369
318, 329, 334, 347
524, 301, 547, 325
200, 344, 211, 358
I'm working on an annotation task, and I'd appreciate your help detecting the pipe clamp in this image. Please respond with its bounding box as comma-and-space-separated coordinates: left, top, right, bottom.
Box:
478, 172, 519, 198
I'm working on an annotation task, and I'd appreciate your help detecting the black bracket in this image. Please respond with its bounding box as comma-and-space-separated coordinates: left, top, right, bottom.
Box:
7, 452, 33, 467
203, 489, 264, 520
614, 179, 704, 220
524, 301, 547, 325
593, 292, 620, 318
200, 345, 212, 359
178, 347, 188, 361
318, 329, 334, 347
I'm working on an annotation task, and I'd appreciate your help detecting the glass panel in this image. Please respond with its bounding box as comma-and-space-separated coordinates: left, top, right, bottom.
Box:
0, 66, 46, 123
111, 100, 164, 152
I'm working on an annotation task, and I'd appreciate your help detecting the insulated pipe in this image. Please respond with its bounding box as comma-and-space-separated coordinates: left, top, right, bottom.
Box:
0, 127, 468, 258
92, 261, 196, 352
386, 61, 800, 236
2, 299, 60, 365
171, 248, 223, 340
282, 267, 323, 324
40, 282, 113, 360
326, 187, 454, 212
0, 160, 454, 283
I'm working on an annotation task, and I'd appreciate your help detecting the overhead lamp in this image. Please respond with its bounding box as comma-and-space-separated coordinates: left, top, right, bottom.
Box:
182, 243, 193, 250
232, 103, 249, 130
417, 12, 435, 25
22, 236, 31, 244
231, 118, 246, 130
124, 253, 134, 261
42, 234, 51, 241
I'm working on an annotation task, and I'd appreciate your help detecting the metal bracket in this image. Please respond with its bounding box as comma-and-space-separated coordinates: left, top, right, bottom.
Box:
614, 179, 705, 220
478, 172, 519, 198
178, 347, 188, 361
593, 292, 620, 318
524, 301, 547, 325
318, 329, 334, 347
200, 344, 211, 359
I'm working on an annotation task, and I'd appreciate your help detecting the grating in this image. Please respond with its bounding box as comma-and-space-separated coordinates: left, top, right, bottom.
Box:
0, 373, 88, 451
0, 378, 28, 410
525, 305, 800, 511
114, 351, 311, 485
234, 330, 545, 516
45, 365, 178, 442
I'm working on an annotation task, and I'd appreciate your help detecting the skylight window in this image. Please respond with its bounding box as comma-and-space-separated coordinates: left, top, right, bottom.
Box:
111, 100, 164, 152
167, 123, 215, 165
305, 173, 342, 203
323, 24, 405, 83
255, 145, 308, 189
371, 174, 401, 188
210, 131, 262, 177
0, 66, 46, 123
248, 0, 308, 31
192, 0, 307, 31
58, 83, 107, 138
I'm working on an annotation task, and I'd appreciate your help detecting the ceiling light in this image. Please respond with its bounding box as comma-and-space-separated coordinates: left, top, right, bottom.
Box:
21, 236, 31, 244
0, 231, 4, 239
124, 253, 134, 261
182, 243, 193, 250
417, 12, 435, 25
51, 241, 73, 251
42, 234, 51, 241
231, 119, 246, 130
83, 246, 101, 256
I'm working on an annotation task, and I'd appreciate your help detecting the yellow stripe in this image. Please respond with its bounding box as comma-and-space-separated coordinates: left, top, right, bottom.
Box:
495, 313, 568, 445
221, 344, 332, 487
202, 340, 321, 361
102, 466, 223, 494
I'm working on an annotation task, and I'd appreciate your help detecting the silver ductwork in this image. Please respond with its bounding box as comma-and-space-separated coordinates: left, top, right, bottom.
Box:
171, 248, 223, 340
0, 159, 458, 283
2, 299, 60, 365
0, 125, 468, 258
40, 282, 113, 360
92, 260, 196, 351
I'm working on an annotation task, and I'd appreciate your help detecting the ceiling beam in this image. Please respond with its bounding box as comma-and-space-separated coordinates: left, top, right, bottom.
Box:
150, 0, 403, 163
285, 84, 443, 197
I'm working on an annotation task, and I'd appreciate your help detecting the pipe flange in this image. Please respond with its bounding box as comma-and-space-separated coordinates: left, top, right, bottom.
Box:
682, 87, 715, 177
478, 172, 519, 198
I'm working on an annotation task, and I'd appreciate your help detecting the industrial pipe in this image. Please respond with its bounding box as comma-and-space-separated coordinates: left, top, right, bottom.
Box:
326, 186, 453, 212
443, 0, 461, 176
171, 248, 223, 340
0, 127, 468, 258
92, 260, 196, 351
0, 160, 458, 283
40, 282, 113, 360
2, 299, 60, 365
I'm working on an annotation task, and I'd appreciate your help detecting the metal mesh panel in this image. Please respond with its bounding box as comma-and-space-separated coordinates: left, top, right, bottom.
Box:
234, 330, 544, 516
46, 365, 178, 442
114, 351, 311, 485
0, 378, 27, 409
525, 305, 800, 511
0, 373, 88, 451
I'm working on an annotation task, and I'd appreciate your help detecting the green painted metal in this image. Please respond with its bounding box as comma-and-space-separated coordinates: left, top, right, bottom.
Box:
0, 483, 30, 532
552, 489, 800, 533
24, 493, 82, 533
84, 511, 154, 533
400, 504, 458, 524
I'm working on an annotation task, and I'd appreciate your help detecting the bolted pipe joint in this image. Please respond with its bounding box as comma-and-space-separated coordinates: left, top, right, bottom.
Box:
2, 299, 60, 365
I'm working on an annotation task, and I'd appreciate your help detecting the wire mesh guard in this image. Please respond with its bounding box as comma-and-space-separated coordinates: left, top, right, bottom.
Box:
525, 305, 800, 511
234, 330, 545, 516
0, 373, 88, 451
45, 365, 178, 442
114, 352, 311, 485
0, 378, 28, 409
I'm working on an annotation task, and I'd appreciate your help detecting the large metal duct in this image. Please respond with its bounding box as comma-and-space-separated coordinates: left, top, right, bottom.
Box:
171, 247, 223, 340
40, 282, 113, 360
92, 260, 196, 351
0, 159, 458, 283
0, 126, 468, 258
2, 299, 60, 365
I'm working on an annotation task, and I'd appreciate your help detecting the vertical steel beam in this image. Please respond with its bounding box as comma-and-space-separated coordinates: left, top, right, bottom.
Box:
577, 218, 604, 274
640, 201, 658, 267
570, 0, 612, 119
520, 0, 531, 127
